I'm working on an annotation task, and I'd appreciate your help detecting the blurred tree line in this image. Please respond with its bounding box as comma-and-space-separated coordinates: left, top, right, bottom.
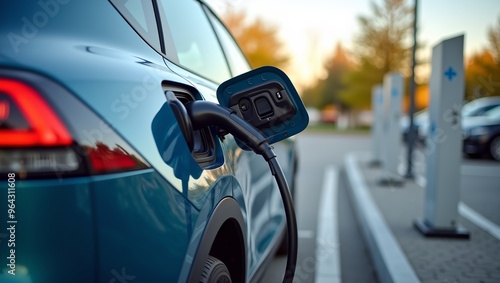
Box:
222, 0, 500, 115
222, 8, 289, 69
465, 17, 500, 100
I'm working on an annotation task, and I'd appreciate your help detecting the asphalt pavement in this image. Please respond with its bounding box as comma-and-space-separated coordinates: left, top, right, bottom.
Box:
260, 133, 376, 283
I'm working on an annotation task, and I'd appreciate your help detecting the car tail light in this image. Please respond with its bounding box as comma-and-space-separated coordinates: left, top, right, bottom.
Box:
0, 78, 80, 178
0, 79, 72, 146
0, 77, 148, 178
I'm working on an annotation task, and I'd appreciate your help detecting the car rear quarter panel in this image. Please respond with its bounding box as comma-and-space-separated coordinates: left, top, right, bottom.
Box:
0, 178, 95, 282
90, 170, 199, 282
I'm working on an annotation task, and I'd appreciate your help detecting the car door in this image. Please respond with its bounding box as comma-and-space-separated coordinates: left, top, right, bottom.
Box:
204, 7, 296, 271
155, 0, 281, 277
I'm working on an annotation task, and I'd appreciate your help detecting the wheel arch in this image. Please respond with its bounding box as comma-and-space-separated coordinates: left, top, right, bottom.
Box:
488, 133, 500, 161
186, 197, 247, 283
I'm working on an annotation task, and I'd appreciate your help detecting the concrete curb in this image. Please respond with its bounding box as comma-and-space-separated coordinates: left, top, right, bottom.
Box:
344, 152, 420, 283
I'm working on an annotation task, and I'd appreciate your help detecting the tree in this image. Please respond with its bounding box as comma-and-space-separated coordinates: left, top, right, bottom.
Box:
300, 42, 353, 110
300, 84, 319, 108
339, 0, 414, 109
488, 16, 500, 64
465, 16, 500, 100
222, 9, 289, 69
465, 50, 499, 100
341, 58, 386, 109
316, 43, 353, 109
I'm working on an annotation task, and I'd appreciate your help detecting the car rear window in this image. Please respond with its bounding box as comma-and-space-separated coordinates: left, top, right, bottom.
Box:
110, 0, 162, 54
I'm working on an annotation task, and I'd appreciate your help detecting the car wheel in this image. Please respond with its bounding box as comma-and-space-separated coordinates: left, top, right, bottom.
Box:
200, 255, 232, 283
464, 152, 481, 159
489, 136, 500, 161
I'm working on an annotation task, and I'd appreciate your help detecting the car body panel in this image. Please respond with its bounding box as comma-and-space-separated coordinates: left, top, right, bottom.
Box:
417, 97, 500, 140
0, 178, 95, 282
462, 108, 500, 158
1, 0, 293, 281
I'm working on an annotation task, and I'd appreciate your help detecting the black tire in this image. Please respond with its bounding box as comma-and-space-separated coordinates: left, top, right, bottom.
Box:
489, 135, 500, 161
200, 255, 232, 283
464, 152, 481, 159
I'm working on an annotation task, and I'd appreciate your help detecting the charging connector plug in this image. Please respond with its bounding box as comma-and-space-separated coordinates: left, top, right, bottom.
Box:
185, 100, 297, 283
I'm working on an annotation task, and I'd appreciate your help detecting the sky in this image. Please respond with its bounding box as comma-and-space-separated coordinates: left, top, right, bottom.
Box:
210, 0, 500, 90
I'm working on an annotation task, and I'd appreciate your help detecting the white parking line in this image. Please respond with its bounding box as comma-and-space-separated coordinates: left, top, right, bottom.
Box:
459, 203, 500, 240
314, 165, 341, 283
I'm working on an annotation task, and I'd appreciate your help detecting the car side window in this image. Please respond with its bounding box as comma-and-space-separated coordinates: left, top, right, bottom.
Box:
109, 0, 162, 54
158, 0, 231, 83
206, 9, 251, 77
478, 104, 500, 116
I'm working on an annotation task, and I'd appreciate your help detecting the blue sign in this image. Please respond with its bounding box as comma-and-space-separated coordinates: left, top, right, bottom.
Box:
444, 67, 457, 81
430, 121, 436, 137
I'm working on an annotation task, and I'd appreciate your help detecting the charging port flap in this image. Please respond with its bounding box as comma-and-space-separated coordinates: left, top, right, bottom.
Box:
217, 66, 308, 149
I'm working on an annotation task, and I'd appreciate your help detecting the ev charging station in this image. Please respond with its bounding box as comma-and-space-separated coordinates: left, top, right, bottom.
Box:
371, 84, 384, 164
414, 34, 470, 238
380, 73, 403, 183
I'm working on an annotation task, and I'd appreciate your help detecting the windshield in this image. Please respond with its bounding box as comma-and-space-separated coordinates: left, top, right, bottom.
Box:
485, 105, 500, 119
461, 100, 485, 117
462, 98, 500, 117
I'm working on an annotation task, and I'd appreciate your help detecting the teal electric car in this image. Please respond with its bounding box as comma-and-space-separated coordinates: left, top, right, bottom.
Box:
0, 1, 301, 282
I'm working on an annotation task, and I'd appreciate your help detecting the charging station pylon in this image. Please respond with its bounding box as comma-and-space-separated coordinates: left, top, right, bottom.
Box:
414, 34, 469, 239
379, 73, 404, 186
370, 84, 384, 166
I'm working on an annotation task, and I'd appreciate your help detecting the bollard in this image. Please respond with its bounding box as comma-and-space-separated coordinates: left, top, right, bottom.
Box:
370, 84, 384, 166
379, 73, 404, 186
414, 34, 470, 238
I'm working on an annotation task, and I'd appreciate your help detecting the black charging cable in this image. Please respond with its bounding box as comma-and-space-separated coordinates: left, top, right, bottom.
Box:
186, 100, 297, 283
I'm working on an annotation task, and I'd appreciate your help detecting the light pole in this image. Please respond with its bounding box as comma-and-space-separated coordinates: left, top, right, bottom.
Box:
405, 0, 418, 179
